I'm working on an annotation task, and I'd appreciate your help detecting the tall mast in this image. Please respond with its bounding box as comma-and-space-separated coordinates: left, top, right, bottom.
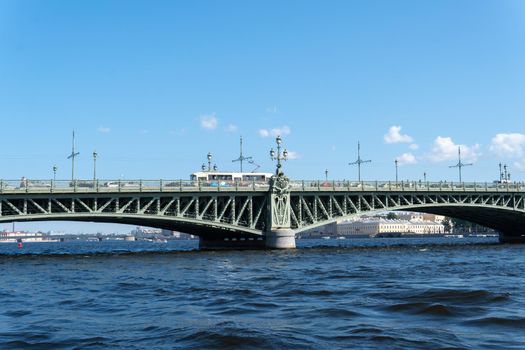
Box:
349, 141, 371, 181
449, 146, 473, 182
240, 136, 243, 172
232, 136, 252, 173
67, 130, 80, 181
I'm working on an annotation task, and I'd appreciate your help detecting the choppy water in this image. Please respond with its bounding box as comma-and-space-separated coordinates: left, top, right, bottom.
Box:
1, 237, 525, 349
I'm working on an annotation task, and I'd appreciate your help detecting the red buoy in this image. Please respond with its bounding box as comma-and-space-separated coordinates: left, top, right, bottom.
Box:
18, 242, 23, 249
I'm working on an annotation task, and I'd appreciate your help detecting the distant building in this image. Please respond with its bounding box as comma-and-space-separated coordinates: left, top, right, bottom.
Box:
0, 230, 54, 242
157, 229, 196, 240
336, 218, 444, 237
396, 212, 445, 223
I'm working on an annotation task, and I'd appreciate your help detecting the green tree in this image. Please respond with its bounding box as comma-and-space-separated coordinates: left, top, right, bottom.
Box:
386, 212, 398, 220
441, 218, 452, 233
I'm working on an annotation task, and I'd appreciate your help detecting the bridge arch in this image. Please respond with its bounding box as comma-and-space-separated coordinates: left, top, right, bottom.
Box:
290, 191, 525, 242
0, 213, 263, 239
0, 192, 269, 249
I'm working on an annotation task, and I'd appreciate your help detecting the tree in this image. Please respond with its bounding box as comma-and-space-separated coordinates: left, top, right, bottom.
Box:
442, 218, 452, 233
386, 212, 398, 220
451, 218, 473, 233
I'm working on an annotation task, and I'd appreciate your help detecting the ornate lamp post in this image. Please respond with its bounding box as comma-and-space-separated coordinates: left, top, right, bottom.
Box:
270, 135, 288, 175
266, 135, 295, 249
202, 152, 216, 172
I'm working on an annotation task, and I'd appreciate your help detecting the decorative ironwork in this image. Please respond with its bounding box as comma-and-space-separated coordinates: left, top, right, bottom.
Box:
268, 136, 291, 229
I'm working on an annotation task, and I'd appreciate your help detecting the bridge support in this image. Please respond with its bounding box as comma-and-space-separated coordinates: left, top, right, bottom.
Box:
499, 232, 525, 244
263, 169, 296, 249
265, 229, 296, 249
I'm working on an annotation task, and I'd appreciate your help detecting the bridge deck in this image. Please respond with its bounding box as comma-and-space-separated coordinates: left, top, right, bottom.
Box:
1, 179, 524, 194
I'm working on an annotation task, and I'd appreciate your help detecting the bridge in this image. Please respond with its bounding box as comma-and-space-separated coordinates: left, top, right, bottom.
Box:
1, 177, 525, 249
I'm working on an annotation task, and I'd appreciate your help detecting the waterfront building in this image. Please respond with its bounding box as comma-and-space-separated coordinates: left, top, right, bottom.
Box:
336, 218, 445, 237
0, 230, 55, 243
396, 212, 445, 223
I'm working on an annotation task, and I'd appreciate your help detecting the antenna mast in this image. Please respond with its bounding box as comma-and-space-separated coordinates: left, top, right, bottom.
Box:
349, 141, 371, 181
449, 146, 472, 182
67, 130, 80, 181
232, 136, 253, 172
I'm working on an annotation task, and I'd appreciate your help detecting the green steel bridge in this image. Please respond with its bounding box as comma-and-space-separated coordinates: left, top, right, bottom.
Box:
1, 178, 525, 248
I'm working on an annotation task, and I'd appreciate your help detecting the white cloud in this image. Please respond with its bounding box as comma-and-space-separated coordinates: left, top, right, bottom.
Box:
489, 133, 525, 158
200, 114, 218, 130
396, 153, 417, 165
225, 124, 238, 132
384, 126, 413, 144
427, 136, 480, 162
98, 126, 111, 133
258, 125, 291, 138
258, 129, 270, 137
286, 150, 300, 160
409, 143, 419, 150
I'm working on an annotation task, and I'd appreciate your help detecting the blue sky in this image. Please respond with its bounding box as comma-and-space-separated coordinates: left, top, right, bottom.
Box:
1, 0, 525, 233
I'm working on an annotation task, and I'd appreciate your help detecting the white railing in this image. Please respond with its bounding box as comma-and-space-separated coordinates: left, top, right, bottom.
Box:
0, 179, 524, 194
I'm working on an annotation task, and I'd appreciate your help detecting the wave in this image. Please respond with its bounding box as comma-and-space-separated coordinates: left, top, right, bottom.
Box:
385, 302, 455, 316
391, 288, 510, 305
465, 316, 525, 328
0, 336, 109, 350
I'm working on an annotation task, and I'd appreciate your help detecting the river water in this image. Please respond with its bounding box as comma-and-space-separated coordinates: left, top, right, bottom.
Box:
1, 237, 524, 349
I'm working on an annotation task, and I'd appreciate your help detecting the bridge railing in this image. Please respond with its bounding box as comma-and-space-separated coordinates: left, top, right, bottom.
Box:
1, 179, 524, 194
0, 179, 271, 193
289, 180, 525, 192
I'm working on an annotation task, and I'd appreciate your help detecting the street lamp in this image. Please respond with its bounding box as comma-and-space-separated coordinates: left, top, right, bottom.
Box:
423, 172, 427, 182
395, 159, 399, 182
325, 169, 328, 182
53, 165, 57, 182
93, 150, 98, 182
202, 152, 216, 172
207, 152, 212, 171
270, 135, 288, 175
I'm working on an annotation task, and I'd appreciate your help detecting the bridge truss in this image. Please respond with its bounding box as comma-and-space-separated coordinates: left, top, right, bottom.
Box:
2, 180, 525, 247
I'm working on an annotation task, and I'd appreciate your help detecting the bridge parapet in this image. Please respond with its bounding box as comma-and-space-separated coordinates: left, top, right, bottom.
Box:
290, 180, 525, 193
1, 179, 524, 194
0, 179, 270, 194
